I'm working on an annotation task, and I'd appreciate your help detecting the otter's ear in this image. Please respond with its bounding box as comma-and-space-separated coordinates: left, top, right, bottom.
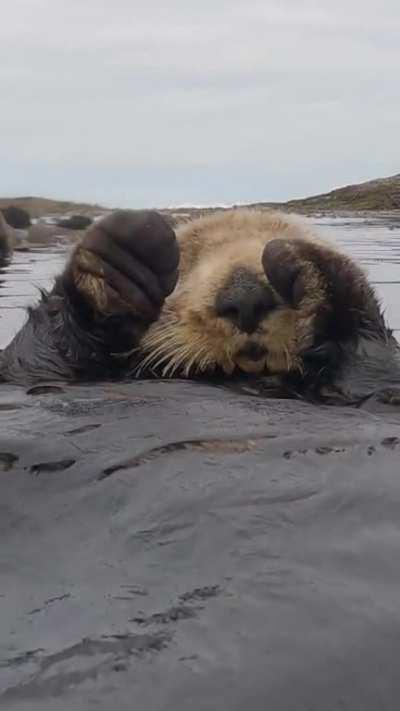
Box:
262, 239, 310, 305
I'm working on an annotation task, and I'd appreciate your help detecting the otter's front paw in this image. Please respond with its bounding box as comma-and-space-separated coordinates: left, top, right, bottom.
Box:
64, 210, 179, 321
262, 237, 378, 346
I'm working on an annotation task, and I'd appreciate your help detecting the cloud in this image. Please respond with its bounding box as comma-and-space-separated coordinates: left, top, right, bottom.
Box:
1, 0, 399, 206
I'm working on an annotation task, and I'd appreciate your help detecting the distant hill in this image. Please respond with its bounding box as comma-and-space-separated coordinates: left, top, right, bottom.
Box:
0, 196, 108, 219
1, 174, 399, 224
164, 174, 400, 222
274, 173, 400, 213
167, 173, 400, 217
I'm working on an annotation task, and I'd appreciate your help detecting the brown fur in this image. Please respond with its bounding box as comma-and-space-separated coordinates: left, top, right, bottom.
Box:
135, 210, 351, 378
73, 248, 118, 315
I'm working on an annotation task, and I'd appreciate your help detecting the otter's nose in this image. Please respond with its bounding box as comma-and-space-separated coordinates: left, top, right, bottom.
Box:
215, 269, 277, 334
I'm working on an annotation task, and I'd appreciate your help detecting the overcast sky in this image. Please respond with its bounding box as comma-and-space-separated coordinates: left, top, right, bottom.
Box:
1, 0, 399, 207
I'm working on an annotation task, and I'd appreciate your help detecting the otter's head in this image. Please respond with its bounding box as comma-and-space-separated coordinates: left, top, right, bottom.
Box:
136, 210, 331, 379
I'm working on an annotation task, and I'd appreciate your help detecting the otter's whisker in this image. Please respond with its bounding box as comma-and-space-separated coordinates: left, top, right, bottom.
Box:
111, 345, 142, 358
198, 354, 214, 372
142, 331, 179, 348
163, 344, 202, 377
283, 346, 291, 371
143, 351, 176, 373
132, 343, 178, 376
140, 335, 184, 361
147, 339, 202, 375
183, 352, 202, 377
161, 353, 188, 378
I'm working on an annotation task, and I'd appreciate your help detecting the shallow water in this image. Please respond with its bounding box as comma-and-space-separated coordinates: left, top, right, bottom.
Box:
0, 216, 399, 350
0, 246, 67, 349
315, 216, 400, 333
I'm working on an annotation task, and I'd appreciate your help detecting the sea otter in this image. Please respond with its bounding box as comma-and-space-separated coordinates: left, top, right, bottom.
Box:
1, 208, 399, 400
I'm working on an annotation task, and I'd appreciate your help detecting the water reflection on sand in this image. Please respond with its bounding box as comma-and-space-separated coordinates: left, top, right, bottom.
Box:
0, 216, 399, 350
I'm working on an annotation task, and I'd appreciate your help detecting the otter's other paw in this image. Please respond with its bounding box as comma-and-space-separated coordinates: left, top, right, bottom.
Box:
262, 237, 379, 346
64, 210, 179, 322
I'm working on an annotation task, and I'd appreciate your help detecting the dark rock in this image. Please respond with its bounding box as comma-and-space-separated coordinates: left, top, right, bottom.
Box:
1, 205, 31, 229
57, 215, 93, 230
0, 211, 14, 258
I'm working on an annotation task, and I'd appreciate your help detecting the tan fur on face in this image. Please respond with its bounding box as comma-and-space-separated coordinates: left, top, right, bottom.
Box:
136, 209, 335, 378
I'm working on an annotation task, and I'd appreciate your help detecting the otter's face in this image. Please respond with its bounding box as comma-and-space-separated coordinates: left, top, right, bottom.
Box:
137, 234, 324, 378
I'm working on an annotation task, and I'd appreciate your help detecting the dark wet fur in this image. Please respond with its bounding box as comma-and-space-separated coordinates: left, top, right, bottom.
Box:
0, 280, 143, 384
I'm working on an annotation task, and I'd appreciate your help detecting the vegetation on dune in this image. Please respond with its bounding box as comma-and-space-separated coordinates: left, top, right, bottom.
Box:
280, 174, 400, 213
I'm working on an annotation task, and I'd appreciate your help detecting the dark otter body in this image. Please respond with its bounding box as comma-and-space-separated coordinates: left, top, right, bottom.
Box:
1, 209, 400, 403
2, 378, 400, 709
